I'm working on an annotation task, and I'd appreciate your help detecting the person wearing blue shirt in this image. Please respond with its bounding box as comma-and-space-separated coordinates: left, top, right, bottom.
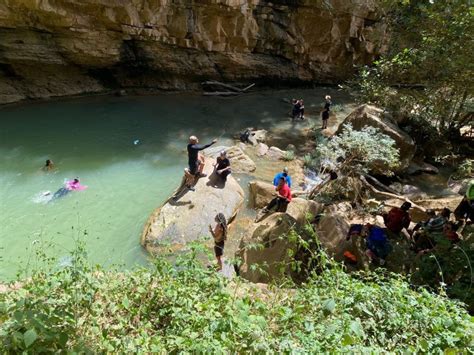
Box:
273, 167, 292, 188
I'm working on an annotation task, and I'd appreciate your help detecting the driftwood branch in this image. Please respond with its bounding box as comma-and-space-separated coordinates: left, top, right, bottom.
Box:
360, 175, 426, 213
201, 81, 255, 97
203, 91, 241, 97
364, 174, 400, 195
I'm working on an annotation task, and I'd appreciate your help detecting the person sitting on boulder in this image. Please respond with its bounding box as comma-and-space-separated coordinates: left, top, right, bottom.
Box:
214, 150, 231, 181
262, 176, 292, 214
383, 202, 412, 236
209, 213, 227, 271
454, 180, 474, 223
185, 135, 217, 191
273, 167, 292, 188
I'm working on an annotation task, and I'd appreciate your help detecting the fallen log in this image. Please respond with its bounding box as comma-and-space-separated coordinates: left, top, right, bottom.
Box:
364, 174, 400, 195
201, 81, 243, 92
360, 175, 426, 213
203, 91, 242, 97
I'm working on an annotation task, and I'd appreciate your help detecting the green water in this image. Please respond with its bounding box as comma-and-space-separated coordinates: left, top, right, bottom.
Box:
0, 89, 352, 280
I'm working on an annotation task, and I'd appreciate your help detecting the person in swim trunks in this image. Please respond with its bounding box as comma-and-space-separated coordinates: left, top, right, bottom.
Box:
209, 213, 227, 271
185, 135, 217, 190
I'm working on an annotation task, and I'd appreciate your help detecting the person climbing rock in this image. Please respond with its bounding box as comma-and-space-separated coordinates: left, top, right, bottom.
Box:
273, 167, 292, 188
321, 95, 332, 129
214, 150, 231, 182
259, 176, 292, 218
185, 135, 217, 191
209, 213, 227, 271
383, 202, 412, 235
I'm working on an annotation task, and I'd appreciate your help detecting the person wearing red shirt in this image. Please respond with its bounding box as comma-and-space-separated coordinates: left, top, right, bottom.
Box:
263, 177, 292, 213
383, 202, 412, 235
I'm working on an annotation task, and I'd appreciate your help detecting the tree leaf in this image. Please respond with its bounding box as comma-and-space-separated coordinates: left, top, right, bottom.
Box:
323, 299, 336, 314
23, 328, 37, 348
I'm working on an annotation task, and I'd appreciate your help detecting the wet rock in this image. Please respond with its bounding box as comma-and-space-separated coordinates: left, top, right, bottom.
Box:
141, 156, 244, 253
266, 146, 286, 160
401, 184, 426, 199
256, 142, 269, 156
337, 105, 416, 171
406, 161, 439, 175
248, 130, 267, 146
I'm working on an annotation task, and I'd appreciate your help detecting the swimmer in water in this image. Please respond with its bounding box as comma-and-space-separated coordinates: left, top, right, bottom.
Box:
49, 178, 87, 202
43, 159, 55, 172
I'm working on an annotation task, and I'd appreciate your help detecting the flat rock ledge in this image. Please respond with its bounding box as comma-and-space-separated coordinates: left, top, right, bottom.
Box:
141, 154, 244, 254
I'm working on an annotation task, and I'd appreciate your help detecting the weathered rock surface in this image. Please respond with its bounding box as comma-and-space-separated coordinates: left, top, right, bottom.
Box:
0, 1, 388, 104
266, 146, 286, 160
206, 145, 256, 173
256, 143, 269, 156
248, 130, 268, 146
141, 156, 244, 253
249, 181, 276, 208
316, 212, 352, 261
406, 161, 439, 175
337, 105, 416, 171
237, 213, 297, 283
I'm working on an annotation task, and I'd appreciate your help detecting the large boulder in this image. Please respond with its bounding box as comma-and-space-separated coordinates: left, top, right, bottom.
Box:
237, 213, 297, 283
249, 181, 276, 208
337, 105, 416, 171
286, 198, 324, 225
206, 145, 256, 173
316, 212, 352, 261
256, 143, 269, 156
266, 146, 286, 161
141, 156, 244, 253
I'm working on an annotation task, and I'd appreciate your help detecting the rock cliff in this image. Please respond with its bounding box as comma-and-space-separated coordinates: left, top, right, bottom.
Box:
0, 0, 388, 104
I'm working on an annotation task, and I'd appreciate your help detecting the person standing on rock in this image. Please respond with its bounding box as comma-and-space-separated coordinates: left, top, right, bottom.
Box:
185, 135, 217, 190
273, 167, 292, 188
321, 95, 332, 129
209, 213, 227, 271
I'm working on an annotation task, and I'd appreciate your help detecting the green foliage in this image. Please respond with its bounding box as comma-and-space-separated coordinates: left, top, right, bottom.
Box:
1, 237, 473, 352
411, 229, 474, 313
282, 150, 295, 161
315, 124, 400, 176
453, 159, 474, 180
352, 0, 474, 134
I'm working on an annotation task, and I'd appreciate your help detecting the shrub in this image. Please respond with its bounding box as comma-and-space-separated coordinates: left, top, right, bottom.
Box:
315, 124, 400, 176
282, 150, 295, 161
0, 239, 472, 352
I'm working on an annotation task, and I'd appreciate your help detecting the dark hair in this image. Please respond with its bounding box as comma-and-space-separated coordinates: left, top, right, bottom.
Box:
441, 208, 451, 218
73, 178, 79, 183
46, 159, 52, 166
216, 213, 227, 237
401, 202, 412, 211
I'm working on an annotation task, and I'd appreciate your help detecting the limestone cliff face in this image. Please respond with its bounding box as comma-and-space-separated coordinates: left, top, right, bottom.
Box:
0, 0, 388, 104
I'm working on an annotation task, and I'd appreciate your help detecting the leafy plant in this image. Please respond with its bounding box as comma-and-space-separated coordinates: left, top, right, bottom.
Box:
315, 124, 400, 176
0, 230, 473, 352
351, 0, 474, 136
282, 150, 295, 161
